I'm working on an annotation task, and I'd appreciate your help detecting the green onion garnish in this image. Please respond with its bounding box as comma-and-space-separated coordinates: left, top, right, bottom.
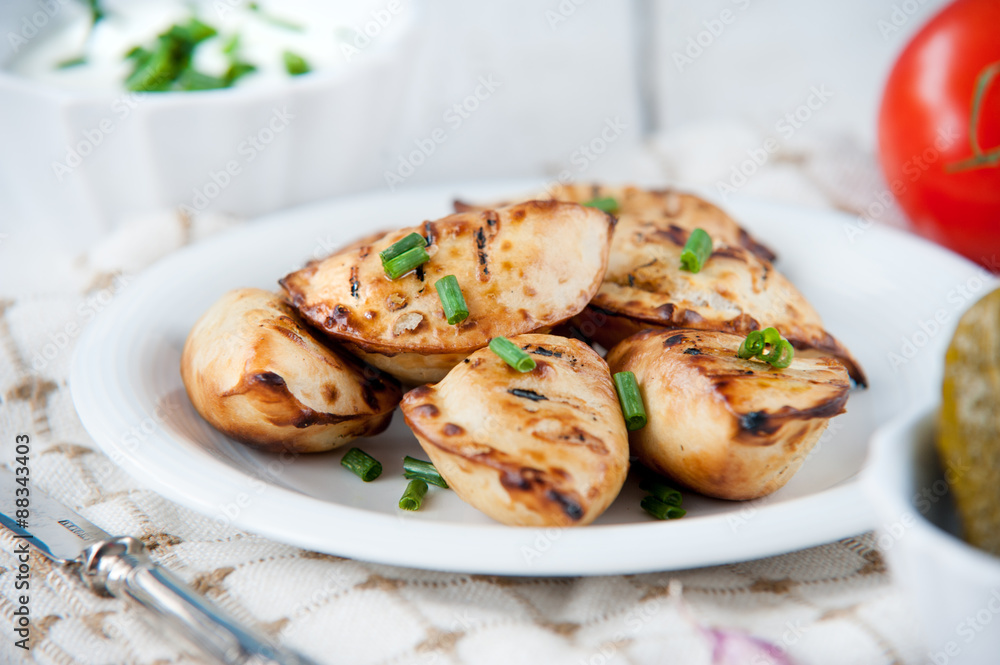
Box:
224, 60, 257, 86
488, 337, 536, 372
583, 196, 619, 213
613, 371, 647, 431
679, 227, 712, 273
380, 233, 428, 265
737, 327, 795, 369
403, 456, 449, 489
283, 50, 311, 76
221, 34, 240, 55
435, 275, 469, 325
176, 69, 228, 91
641, 495, 686, 520
762, 339, 795, 369
56, 56, 87, 69
383, 246, 430, 280
123, 18, 219, 92
340, 447, 382, 482
737, 330, 764, 359
639, 478, 682, 507
399, 479, 429, 511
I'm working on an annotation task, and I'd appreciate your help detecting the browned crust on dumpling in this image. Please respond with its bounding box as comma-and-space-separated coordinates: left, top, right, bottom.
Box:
280, 200, 614, 358
181, 288, 401, 453
606, 328, 850, 500
400, 334, 629, 526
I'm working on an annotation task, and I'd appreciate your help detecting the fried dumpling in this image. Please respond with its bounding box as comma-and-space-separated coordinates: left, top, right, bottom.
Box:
280, 201, 615, 384
400, 334, 629, 526
606, 328, 851, 500
181, 288, 401, 453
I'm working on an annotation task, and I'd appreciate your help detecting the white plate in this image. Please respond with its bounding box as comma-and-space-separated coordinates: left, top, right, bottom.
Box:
70, 180, 990, 576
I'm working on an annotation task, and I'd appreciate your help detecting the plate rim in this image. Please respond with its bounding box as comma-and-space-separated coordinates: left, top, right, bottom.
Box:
69, 178, 983, 575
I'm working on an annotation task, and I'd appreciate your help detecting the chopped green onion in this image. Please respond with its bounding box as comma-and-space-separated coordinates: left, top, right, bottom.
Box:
56, 56, 87, 69
340, 447, 382, 482
679, 227, 713, 273
283, 50, 311, 76
583, 196, 619, 213
613, 371, 647, 431
641, 496, 686, 520
123, 18, 219, 92
639, 477, 682, 507
221, 34, 240, 55
403, 456, 449, 488
125, 46, 149, 61
761, 326, 782, 348
383, 246, 430, 280
176, 69, 228, 91
224, 60, 257, 86
762, 339, 795, 369
435, 275, 469, 325
169, 18, 217, 45
737, 330, 764, 359
380, 233, 428, 264
399, 479, 429, 511
737, 327, 794, 369
489, 336, 536, 372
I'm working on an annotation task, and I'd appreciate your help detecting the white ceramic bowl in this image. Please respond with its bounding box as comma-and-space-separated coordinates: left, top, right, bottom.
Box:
0, 0, 420, 238
864, 405, 1000, 665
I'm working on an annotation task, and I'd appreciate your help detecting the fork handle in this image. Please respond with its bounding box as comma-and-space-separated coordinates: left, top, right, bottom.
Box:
80, 537, 319, 665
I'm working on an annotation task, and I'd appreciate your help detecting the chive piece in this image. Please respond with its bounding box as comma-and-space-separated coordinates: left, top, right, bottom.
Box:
283, 50, 311, 76
399, 479, 429, 511
380, 233, 427, 264
761, 327, 781, 348
169, 18, 217, 45
489, 337, 536, 372
402, 456, 449, 489
583, 196, 618, 213
435, 275, 469, 325
340, 447, 382, 482
221, 33, 240, 55
176, 69, 228, 91
737, 327, 795, 369
224, 60, 256, 85
639, 478, 682, 507
383, 246, 430, 280
737, 330, 764, 359
613, 371, 647, 431
679, 227, 713, 273
763, 339, 795, 369
125, 46, 150, 61
56, 56, 87, 69
641, 496, 686, 520
123, 17, 219, 92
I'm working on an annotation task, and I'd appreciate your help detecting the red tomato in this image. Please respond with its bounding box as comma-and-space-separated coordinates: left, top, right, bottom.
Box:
878, 0, 1000, 270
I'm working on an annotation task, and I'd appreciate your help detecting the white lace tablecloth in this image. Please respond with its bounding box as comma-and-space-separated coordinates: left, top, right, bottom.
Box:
1, 129, 924, 665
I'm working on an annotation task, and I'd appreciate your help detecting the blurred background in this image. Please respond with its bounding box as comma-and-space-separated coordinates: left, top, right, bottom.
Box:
0, 0, 959, 291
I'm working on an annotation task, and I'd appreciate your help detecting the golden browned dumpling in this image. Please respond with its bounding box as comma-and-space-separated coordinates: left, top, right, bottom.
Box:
606, 328, 850, 500
181, 288, 401, 453
280, 201, 615, 384
575, 223, 866, 386
400, 334, 629, 526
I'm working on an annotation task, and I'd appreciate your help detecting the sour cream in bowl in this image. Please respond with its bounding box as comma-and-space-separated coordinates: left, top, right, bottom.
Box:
0, 0, 420, 240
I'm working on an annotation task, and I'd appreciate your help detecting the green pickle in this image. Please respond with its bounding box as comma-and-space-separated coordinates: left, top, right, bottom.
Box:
938, 286, 1000, 556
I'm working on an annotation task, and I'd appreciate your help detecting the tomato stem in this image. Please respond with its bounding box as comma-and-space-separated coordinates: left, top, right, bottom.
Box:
946, 61, 1000, 173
